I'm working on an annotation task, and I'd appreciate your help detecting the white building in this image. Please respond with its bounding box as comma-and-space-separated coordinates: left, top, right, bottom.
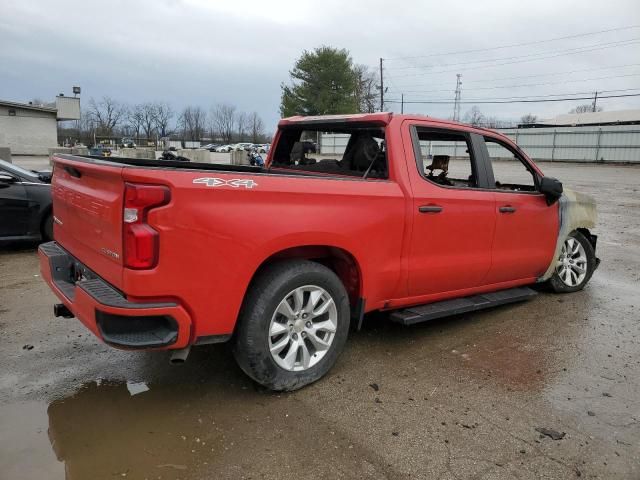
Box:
0, 96, 80, 156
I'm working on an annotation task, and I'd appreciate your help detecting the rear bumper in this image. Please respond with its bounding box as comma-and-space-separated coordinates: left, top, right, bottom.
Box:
39, 241, 192, 350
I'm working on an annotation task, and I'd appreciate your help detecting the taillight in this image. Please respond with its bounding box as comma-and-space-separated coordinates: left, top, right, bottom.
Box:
123, 183, 170, 269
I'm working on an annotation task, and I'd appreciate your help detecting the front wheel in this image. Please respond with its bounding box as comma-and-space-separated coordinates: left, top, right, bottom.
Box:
233, 260, 350, 391
548, 230, 596, 293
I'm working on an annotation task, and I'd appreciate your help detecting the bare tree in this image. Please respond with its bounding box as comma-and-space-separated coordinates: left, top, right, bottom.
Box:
179, 106, 207, 142
153, 102, 174, 138
353, 64, 378, 113
520, 113, 538, 124
126, 104, 144, 140
236, 112, 249, 142
248, 112, 265, 143
463, 106, 485, 127
138, 103, 158, 140
570, 104, 603, 114
483, 116, 503, 128
87, 96, 125, 136
212, 103, 236, 143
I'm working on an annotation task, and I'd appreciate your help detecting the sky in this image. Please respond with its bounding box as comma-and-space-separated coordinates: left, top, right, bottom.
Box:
1, 0, 640, 131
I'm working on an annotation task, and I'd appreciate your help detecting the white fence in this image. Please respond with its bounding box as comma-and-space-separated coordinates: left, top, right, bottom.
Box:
499, 125, 640, 162
319, 125, 640, 163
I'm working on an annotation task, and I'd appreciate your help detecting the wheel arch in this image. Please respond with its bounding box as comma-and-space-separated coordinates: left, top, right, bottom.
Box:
248, 245, 364, 312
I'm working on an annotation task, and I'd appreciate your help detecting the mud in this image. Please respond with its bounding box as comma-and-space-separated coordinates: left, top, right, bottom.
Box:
1, 161, 639, 479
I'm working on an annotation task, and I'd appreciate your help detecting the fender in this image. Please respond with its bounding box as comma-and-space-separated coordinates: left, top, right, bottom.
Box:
247, 230, 369, 294
540, 188, 597, 281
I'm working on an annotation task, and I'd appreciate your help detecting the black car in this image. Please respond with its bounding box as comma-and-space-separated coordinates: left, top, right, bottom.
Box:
0, 159, 53, 242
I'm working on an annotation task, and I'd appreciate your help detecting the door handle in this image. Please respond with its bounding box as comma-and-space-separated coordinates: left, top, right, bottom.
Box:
419, 204, 443, 214
499, 205, 516, 213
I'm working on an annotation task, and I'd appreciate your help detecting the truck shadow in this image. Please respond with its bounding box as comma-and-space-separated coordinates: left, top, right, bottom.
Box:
0, 239, 41, 253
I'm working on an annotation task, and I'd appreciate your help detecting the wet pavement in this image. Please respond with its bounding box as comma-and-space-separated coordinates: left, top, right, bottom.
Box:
1, 162, 639, 479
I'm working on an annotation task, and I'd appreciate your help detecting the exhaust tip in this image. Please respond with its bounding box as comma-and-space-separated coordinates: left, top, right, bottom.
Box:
169, 346, 190, 365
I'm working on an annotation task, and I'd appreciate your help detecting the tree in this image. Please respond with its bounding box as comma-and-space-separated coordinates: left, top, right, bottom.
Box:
353, 64, 378, 113
520, 113, 538, 124
179, 106, 206, 142
570, 104, 603, 114
153, 102, 174, 138
280, 46, 359, 117
126, 104, 144, 140
236, 112, 248, 142
140, 103, 158, 140
212, 103, 236, 143
463, 106, 485, 126
248, 112, 265, 143
87, 96, 125, 136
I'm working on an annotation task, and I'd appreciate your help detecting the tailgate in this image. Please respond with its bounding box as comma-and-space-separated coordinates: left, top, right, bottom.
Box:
52, 155, 125, 289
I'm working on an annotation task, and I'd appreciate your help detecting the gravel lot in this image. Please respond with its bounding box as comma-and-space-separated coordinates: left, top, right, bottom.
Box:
0, 159, 639, 479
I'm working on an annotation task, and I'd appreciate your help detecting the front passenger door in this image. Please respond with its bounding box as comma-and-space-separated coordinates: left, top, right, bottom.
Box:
481, 137, 559, 283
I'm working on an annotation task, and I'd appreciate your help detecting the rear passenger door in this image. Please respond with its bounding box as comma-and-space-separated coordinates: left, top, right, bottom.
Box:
405, 125, 496, 297
480, 136, 559, 283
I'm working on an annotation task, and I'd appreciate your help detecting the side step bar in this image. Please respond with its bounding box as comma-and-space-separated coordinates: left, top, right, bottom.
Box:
390, 287, 537, 326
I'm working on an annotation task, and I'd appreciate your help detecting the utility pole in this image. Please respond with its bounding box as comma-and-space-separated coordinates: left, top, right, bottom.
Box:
401, 93, 404, 114
453, 74, 462, 121
592, 91, 599, 112
379, 58, 385, 111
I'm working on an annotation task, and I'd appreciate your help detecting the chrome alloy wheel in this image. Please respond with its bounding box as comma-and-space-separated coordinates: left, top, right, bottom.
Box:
268, 285, 338, 371
556, 237, 588, 287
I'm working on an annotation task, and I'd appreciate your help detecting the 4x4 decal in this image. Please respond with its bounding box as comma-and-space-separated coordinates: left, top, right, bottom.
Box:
193, 177, 257, 189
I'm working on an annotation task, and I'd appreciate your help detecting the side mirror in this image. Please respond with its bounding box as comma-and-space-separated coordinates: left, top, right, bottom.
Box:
0, 173, 16, 188
540, 176, 563, 205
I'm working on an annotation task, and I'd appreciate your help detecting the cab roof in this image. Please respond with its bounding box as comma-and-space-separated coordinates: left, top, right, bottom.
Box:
279, 112, 393, 126
278, 112, 506, 137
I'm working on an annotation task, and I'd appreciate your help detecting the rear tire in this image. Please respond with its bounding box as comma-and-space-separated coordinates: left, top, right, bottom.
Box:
42, 213, 54, 242
233, 260, 350, 391
548, 230, 596, 293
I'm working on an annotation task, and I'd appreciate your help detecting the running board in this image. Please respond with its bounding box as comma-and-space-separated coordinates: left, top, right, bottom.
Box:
390, 287, 537, 326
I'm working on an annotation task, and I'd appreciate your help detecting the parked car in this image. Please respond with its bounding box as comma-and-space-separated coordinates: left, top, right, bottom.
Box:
89, 145, 113, 157
0, 159, 53, 242
120, 138, 136, 148
215, 145, 234, 152
256, 144, 270, 153
233, 143, 253, 151
39, 113, 599, 391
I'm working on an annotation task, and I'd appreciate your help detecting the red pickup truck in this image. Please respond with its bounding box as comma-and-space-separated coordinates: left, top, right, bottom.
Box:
40, 113, 599, 390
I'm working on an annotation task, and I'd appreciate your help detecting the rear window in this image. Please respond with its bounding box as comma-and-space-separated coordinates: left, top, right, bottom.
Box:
271, 126, 388, 179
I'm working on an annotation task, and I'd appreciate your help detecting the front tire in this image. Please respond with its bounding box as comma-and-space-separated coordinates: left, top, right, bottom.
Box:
548, 230, 596, 293
233, 260, 350, 391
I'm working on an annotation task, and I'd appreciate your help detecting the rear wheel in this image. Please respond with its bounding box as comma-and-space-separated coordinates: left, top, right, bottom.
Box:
548, 230, 596, 293
233, 260, 350, 391
42, 213, 54, 241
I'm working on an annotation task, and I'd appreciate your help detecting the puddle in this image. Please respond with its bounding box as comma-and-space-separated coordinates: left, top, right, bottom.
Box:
0, 401, 64, 480
1, 379, 385, 480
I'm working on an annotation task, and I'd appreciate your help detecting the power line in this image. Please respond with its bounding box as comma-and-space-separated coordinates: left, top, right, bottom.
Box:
385, 38, 640, 78
391, 62, 640, 88
384, 92, 640, 105
387, 73, 640, 94
386, 89, 640, 102
383, 24, 640, 61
